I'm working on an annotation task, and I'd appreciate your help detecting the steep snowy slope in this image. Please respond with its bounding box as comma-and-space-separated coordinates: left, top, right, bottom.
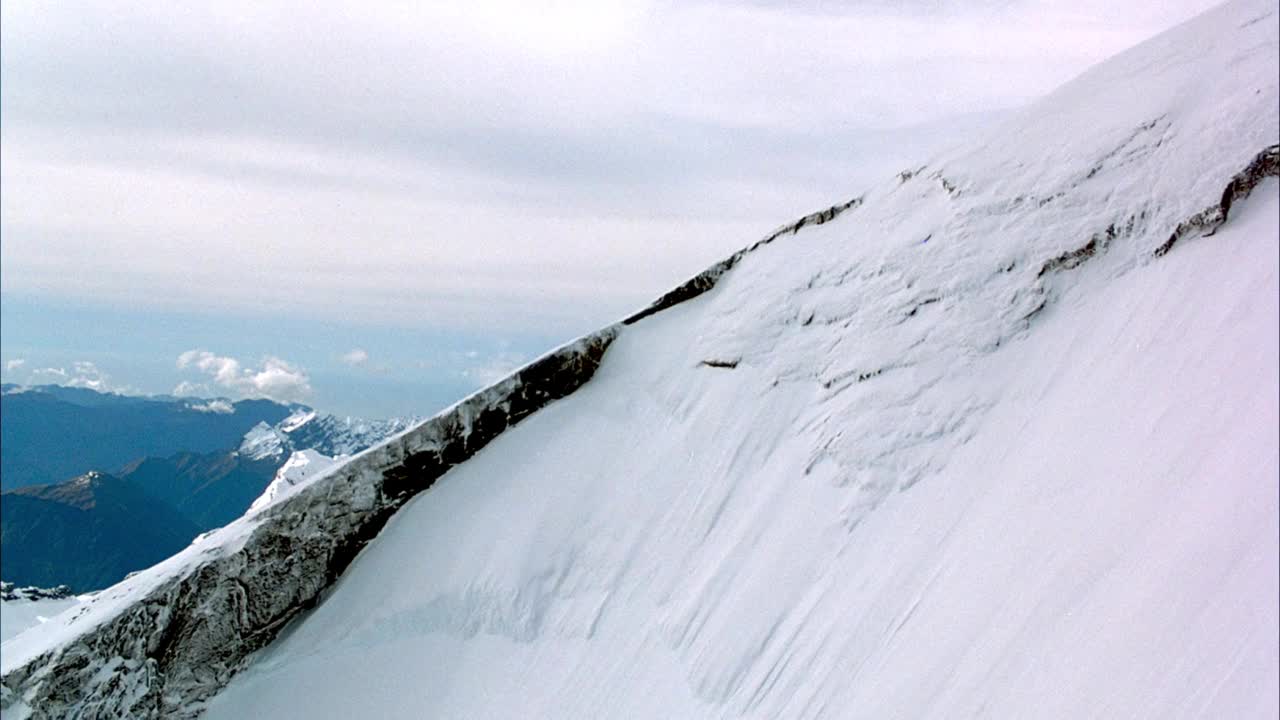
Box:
205, 2, 1280, 717
208, 185, 1280, 720
246, 450, 340, 513
2, 0, 1277, 717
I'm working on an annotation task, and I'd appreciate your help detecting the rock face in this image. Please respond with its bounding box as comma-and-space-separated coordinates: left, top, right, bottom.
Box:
0, 331, 618, 718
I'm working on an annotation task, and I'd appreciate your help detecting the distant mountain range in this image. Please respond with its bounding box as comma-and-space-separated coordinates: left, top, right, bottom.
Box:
0, 385, 418, 591
0, 383, 293, 491
2, 471, 200, 591
116, 450, 284, 530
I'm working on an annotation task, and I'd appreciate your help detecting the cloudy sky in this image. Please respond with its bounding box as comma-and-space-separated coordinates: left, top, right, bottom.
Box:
1, 0, 1218, 417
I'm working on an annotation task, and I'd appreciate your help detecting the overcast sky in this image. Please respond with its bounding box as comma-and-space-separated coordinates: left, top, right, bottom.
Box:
0, 0, 1220, 417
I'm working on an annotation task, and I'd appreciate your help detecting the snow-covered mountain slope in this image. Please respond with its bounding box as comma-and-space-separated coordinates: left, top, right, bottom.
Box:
247, 450, 340, 513
3, 0, 1278, 717
210, 184, 1279, 720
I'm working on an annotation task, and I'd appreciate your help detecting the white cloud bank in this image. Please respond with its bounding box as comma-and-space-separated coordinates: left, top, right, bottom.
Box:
5, 358, 25, 372
24, 360, 119, 392
188, 398, 235, 414
177, 350, 312, 403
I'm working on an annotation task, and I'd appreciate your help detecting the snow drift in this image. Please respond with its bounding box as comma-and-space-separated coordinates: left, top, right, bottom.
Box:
3, 0, 1278, 717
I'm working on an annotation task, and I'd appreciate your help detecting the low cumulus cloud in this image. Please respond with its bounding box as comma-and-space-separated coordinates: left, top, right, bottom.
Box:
30, 367, 68, 383
171, 380, 236, 412
177, 350, 312, 403
27, 360, 117, 392
340, 348, 370, 367
188, 398, 235, 414
4, 358, 25, 372
68, 361, 107, 389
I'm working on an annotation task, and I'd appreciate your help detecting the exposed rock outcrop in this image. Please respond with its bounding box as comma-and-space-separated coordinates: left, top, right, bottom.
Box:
1154, 143, 1280, 256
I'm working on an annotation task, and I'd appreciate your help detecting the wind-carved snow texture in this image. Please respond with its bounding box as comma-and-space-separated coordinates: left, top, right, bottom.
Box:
622, 195, 864, 326
4, 0, 1279, 717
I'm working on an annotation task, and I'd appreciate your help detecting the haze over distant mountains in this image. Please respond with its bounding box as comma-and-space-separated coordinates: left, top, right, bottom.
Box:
0, 384, 293, 491
2, 472, 202, 592
0, 384, 417, 591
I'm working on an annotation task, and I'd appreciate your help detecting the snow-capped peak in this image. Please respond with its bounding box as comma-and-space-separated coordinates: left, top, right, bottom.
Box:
247, 449, 341, 513
278, 409, 317, 433
236, 421, 288, 461
237, 409, 420, 463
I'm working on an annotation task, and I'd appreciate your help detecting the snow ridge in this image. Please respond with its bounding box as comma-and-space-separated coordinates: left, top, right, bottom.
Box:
238, 410, 420, 462
623, 195, 864, 326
